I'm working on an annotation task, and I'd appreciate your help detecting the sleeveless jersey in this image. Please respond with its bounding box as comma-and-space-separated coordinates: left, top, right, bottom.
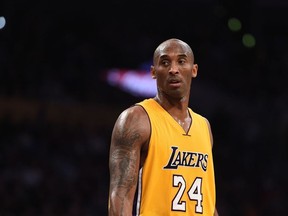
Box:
133, 98, 216, 216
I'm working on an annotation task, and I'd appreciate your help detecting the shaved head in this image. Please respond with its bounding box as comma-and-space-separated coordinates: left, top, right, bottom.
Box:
153, 38, 195, 65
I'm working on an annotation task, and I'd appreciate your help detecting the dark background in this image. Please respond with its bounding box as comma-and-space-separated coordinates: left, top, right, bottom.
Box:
0, 0, 287, 215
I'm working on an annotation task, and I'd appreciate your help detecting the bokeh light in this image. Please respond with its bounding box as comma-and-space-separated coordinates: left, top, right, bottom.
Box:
0, 16, 6, 29
228, 17, 242, 32
242, 33, 256, 48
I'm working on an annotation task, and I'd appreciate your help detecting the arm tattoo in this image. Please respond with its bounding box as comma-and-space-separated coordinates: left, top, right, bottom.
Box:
111, 128, 141, 195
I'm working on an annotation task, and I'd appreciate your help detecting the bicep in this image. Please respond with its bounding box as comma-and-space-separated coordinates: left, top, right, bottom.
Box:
109, 114, 142, 190
109, 107, 149, 213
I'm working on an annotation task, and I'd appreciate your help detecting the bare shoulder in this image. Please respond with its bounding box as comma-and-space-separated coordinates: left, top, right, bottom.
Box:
111, 105, 150, 149
118, 104, 149, 123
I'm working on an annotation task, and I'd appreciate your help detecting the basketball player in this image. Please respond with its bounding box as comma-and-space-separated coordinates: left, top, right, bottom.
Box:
108, 38, 219, 215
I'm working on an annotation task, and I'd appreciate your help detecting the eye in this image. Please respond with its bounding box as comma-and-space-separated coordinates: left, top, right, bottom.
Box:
178, 58, 186, 64
161, 59, 170, 66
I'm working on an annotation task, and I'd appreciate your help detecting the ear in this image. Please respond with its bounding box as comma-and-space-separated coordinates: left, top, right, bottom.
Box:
151, 66, 156, 79
192, 64, 198, 78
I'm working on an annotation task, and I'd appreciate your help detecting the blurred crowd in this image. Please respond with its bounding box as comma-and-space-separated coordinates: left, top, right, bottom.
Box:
0, 114, 110, 216
0, 0, 288, 215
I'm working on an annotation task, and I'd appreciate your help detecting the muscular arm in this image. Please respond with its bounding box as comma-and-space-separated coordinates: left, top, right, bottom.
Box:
108, 106, 150, 216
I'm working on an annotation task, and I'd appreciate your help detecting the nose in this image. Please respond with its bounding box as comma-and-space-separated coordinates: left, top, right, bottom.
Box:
169, 62, 179, 75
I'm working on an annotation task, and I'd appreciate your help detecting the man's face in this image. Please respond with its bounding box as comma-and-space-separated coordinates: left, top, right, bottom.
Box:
151, 41, 198, 99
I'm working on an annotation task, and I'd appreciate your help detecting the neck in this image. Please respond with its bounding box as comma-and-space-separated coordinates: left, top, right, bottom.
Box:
154, 94, 189, 112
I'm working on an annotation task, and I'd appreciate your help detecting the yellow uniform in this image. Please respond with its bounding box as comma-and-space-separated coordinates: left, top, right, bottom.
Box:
133, 99, 216, 216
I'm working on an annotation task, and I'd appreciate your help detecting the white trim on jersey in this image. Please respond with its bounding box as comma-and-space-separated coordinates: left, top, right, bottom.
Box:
135, 168, 143, 216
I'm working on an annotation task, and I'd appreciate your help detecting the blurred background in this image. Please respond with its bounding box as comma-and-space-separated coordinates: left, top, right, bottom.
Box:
0, 0, 287, 215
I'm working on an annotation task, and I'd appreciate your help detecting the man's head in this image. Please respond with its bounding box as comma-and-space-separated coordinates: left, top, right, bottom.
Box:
151, 38, 198, 100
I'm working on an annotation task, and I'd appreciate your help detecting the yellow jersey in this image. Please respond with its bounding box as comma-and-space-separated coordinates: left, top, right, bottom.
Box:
133, 98, 216, 216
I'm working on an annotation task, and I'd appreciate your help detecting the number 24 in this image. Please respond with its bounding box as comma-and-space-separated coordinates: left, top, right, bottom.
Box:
172, 175, 203, 213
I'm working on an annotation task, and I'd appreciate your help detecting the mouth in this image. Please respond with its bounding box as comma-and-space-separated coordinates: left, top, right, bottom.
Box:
168, 78, 182, 87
